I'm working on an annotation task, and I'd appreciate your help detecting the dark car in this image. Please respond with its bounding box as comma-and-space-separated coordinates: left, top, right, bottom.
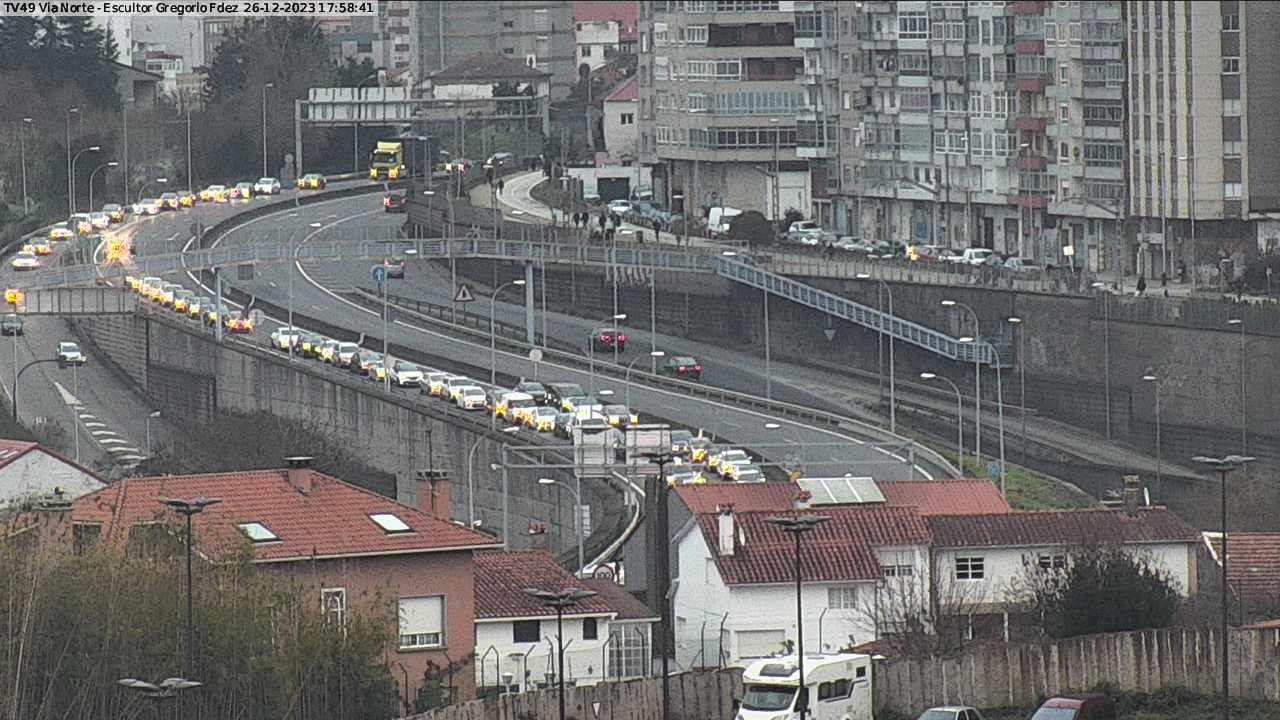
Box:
513, 380, 548, 404
660, 355, 702, 381
590, 327, 627, 353
382, 192, 408, 213
669, 429, 695, 457
0, 314, 23, 336
545, 382, 587, 411
553, 411, 575, 439
1028, 694, 1116, 720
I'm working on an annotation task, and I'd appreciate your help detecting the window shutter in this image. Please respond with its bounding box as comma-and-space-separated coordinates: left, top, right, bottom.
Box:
399, 596, 444, 635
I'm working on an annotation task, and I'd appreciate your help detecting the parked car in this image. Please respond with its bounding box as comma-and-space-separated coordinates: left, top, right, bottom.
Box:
591, 327, 627, 353
659, 355, 702, 381
916, 707, 988, 720
960, 248, 996, 266
785, 220, 832, 246
1028, 695, 1116, 720
607, 199, 633, 216
1005, 256, 1040, 272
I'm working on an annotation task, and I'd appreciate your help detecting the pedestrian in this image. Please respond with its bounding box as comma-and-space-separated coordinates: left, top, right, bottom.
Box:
1178, 261, 1188, 284
1136, 275, 1147, 297
1160, 270, 1169, 287
611, 212, 621, 228
497, 178, 505, 196
825, 242, 835, 261
638, 229, 645, 245
605, 226, 615, 244
599, 212, 607, 230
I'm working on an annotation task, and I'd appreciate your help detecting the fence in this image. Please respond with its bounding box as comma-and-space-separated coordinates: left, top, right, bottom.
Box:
1095, 292, 1280, 338
877, 626, 1280, 715
404, 668, 743, 720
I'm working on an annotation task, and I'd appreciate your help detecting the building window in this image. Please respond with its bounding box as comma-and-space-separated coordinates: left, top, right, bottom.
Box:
828, 586, 858, 609
620, 113, 635, 125
899, 51, 930, 75
1059, 103, 1069, 123
1044, 21, 1056, 46
818, 679, 853, 701
582, 45, 592, 58
1223, 13, 1239, 31
513, 619, 541, 643
1224, 182, 1243, 200
683, 25, 708, 45
1083, 141, 1124, 166
1059, 142, 1070, 161
1224, 99, 1242, 116
321, 588, 346, 626
503, 20, 514, 29
1224, 140, 1242, 157
1038, 554, 1067, 570
73, 523, 101, 554
1222, 57, 1240, 74
882, 563, 914, 577
955, 556, 985, 580
898, 12, 929, 40
583, 617, 599, 640
398, 596, 444, 649
1058, 63, 1070, 83
608, 624, 650, 678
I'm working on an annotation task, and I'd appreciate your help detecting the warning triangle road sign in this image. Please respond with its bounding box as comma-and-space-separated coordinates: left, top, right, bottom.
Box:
453, 284, 476, 303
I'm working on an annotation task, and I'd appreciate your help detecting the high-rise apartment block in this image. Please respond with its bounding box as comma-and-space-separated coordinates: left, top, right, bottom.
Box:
410, 2, 577, 99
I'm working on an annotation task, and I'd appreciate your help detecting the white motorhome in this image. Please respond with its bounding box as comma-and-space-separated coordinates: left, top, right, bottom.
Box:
706, 206, 743, 237
736, 653, 872, 720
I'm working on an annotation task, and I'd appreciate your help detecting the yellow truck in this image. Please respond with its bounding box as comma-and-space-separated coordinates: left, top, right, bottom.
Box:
369, 140, 405, 180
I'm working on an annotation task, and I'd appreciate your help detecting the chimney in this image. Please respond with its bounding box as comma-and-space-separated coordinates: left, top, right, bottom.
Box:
793, 490, 812, 510
413, 469, 450, 521
717, 504, 736, 557
284, 456, 315, 494
527, 521, 547, 550
1122, 474, 1141, 516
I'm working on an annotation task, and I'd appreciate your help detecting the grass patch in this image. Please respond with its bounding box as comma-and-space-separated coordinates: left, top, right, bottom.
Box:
915, 439, 1095, 511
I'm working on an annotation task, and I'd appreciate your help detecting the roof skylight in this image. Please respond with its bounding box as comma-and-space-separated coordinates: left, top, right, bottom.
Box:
370, 513, 412, 534
238, 522, 279, 543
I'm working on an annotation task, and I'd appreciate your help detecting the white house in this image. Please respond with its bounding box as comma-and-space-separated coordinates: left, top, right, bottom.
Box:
601, 76, 638, 166
573, 1, 637, 71
671, 505, 932, 669
473, 549, 656, 696
0, 439, 105, 510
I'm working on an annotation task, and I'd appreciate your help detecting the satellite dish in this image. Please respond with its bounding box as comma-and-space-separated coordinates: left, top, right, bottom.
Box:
528, 348, 543, 363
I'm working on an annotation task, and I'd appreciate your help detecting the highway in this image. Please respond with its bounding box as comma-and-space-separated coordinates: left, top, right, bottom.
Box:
130, 190, 944, 481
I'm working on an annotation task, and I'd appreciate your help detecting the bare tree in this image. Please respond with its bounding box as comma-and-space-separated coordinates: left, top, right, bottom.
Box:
855, 568, 989, 659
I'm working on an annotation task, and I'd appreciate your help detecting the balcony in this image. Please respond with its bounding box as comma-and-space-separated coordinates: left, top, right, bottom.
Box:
708, 22, 795, 48
1013, 114, 1050, 132
796, 119, 836, 159
1014, 192, 1049, 209
1017, 76, 1050, 93
1015, 155, 1047, 171
1011, 1, 1047, 16
1013, 39, 1044, 54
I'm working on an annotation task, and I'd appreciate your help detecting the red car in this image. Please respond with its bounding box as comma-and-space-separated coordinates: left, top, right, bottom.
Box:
660, 355, 702, 381
1028, 694, 1116, 720
591, 328, 627, 352
383, 193, 408, 213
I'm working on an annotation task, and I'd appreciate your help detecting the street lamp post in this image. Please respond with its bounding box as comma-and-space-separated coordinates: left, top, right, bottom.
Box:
261, 82, 275, 177
145, 410, 161, 457
65, 107, 79, 214
1191, 454, 1255, 720
764, 514, 830, 720
921, 373, 964, 471
538, 477, 585, 575
942, 299, 981, 461
1090, 282, 1112, 439
588, 313, 627, 393
158, 496, 223, 680
1007, 317, 1028, 463
857, 273, 896, 433
13, 357, 67, 423
137, 177, 168, 205
88, 161, 119, 213
986, 341, 1007, 497
1141, 372, 1161, 499
1227, 318, 1246, 454
640, 451, 676, 720
522, 588, 598, 720
18, 117, 32, 215
70, 145, 101, 214
764, 421, 805, 476
490, 279, 526, 384
626, 351, 664, 408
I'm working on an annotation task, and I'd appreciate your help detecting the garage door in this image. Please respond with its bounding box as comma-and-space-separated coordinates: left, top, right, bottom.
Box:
598, 177, 631, 202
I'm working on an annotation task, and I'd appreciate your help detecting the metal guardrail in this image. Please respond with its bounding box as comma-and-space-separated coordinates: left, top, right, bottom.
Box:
713, 255, 997, 366
11, 286, 137, 315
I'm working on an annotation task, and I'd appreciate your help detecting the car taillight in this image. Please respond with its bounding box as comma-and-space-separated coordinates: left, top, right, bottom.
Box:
694, 364, 702, 371
383, 198, 391, 207
617, 333, 627, 342
677, 366, 686, 373
601, 335, 612, 344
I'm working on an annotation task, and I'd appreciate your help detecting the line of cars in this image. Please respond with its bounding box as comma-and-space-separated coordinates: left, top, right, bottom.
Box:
124, 276, 254, 333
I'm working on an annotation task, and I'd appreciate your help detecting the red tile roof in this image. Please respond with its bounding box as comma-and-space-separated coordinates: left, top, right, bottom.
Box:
878, 480, 1011, 516
1204, 532, 1280, 604
674, 481, 805, 515
431, 53, 551, 83
695, 506, 930, 586
603, 76, 638, 103
928, 508, 1200, 549
72, 469, 499, 562
0, 439, 106, 490
1244, 618, 1280, 630
573, 1, 637, 27
581, 578, 659, 621
473, 550, 616, 619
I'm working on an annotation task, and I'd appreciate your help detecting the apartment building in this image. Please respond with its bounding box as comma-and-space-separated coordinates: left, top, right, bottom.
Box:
410, 1, 577, 99
638, 0, 809, 222
1127, 0, 1280, 282
795, 2, 857, 231
381, 0, 413, 71
574, 0, 639, 72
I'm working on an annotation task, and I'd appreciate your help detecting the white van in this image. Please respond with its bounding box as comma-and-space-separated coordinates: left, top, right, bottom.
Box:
706, 206, 743, 237
736, 653, 872, 720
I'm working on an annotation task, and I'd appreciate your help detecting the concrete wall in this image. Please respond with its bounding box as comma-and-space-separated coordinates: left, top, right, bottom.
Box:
0, 450, 105, 509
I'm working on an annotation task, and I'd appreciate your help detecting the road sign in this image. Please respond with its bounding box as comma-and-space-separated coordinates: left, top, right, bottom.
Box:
453, 283, 476, 303
823, 328, 836, 342
592, 702, 601, 718
371, 265, 387, 284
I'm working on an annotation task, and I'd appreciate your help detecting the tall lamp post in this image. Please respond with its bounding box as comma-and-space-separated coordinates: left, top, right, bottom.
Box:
70, 145, 101, 214
538, 477, 585, 575
1190, 454, 1255, 720
261, 82, 275, 177
587, 313, 627, 393
1089, 282, 1112, 439
522, 587, 598, 720
1007, 316, 1028, 463
65, 107, 79, 214
626, 350, 664, 408
158, 496, 223, 680
921, 373, 964, 471
88, 161, 119, 213
1141, 372, 1161, 500
1226, 317, 1246, 454
18, 117, 32, 214
764, 421, 805, 476
489, 279, 526, 384
857, 273, 896, 432
941, 299, 981, 461
145, 410, 161, 457
764, 514, 830, 720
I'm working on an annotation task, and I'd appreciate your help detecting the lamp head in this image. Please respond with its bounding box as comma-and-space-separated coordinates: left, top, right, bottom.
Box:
920, 372, 937, 380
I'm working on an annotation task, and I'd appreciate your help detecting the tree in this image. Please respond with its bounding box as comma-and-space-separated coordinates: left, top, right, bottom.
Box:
856, 569, 990, 659
337, 57, 379, 87
0, 16, 119, 110
1007, 544, 1180, 639
727, 210, 776, 250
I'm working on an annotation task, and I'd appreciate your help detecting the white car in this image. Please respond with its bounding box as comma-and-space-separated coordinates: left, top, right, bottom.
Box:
388, 361, 424, 387
269, 328, 300, 351
607, 199, 633, 215
335, 342, 361, 367
133, 198, 161, 216
254, 177, 282, 195
1004, 257, 1040, 271
959, 248, 995, 266
10, 251, 38, 270
57, 342, 86, 366
456, 386, 488, 410
445, 375, 473, 402
89, 212, 111, 229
